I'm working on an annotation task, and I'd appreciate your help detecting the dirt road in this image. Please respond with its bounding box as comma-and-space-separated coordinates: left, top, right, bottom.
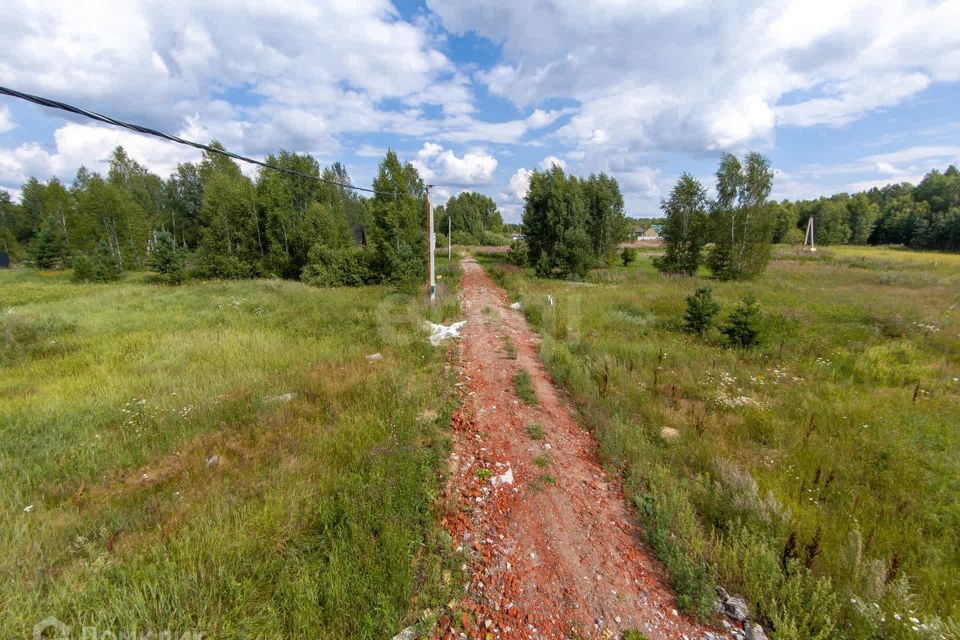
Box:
440, 256, 723, 639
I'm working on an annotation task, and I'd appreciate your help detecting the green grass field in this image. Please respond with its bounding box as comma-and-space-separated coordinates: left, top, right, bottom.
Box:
1, 262, 461, 639
480, 245, 960, 640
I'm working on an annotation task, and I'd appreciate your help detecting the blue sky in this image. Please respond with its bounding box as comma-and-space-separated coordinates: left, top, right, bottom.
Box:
2, 0, 959, 222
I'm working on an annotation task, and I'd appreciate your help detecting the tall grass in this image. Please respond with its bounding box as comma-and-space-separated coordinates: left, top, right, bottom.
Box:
0, 260, 462, 638
477, 247, 960, 639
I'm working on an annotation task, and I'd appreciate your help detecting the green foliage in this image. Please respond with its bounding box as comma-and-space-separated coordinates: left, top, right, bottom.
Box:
73, 240, 123, 282
707, 152, 775, 280
522, 167, 627, 277
370, 150, 426, 283
771, 200, 800, 243
513, 368, 538, 405
635, 489, 717, 618
147, 230, 186, 284
721, 294, 762, 347
582, 172, 630, 264
0, 312, 75, 365
809, 198, 852, 245
621, 247, 637, 266
847, 194, 880, 244
507, 238, 529, 266
784, 227, 805, 245
535, 250, 552, 277
196, 164, 257, 279
682, 286, 720, 335
301, 245, 376, 287
654, 173, 709, 275
32, 216, 68, 269
526, 422, 545, 439
435, 192, 503, 242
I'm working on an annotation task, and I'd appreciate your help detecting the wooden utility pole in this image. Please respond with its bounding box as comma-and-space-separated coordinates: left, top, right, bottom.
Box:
426, 186, 435, 302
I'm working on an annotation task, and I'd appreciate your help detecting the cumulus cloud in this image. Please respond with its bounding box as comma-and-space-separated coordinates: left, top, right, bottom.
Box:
0, 0, 459, 159
0, 122, 203, 186
505, 167, 533, 202
539, 155, 565, 170
0, 107, 14, 134
412, 142, 498, 186
429, 0, 960, 153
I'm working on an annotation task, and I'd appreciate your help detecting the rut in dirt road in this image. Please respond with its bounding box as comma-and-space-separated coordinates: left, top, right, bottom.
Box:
439, 256, 732, 640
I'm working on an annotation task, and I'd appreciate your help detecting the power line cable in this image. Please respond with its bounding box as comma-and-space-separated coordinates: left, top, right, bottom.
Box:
0, 85, 413, 196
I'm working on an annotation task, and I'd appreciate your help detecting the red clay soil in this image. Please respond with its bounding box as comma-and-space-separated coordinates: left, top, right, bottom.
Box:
438, 256, 729, 640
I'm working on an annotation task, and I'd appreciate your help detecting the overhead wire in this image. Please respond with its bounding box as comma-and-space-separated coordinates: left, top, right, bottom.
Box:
0, 85, 422, 197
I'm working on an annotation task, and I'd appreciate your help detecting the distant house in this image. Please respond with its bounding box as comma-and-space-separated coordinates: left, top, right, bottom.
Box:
638, 226, 662, 241
510, 233, 524, 242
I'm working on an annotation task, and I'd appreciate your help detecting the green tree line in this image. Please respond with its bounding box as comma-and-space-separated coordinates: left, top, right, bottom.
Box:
772, 165, 960, 251
0, 144, 495, 286
653, 156, 960, 283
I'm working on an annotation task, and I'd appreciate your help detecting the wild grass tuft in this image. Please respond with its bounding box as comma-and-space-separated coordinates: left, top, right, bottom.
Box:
513, 368, 538, 405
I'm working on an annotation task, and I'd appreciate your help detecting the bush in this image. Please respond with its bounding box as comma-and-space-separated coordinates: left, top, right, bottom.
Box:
148, 230, 186, 284
683, 286, 720, 335
451, 231, 476, 246
535, 251, 552, 278
721, 294, 762, 347
301, 244, 376, 287
621, 247, 637, 266
73, 241, 123, 282
507, 238, 529, 267
784, 227, 805, 246
32, 216, 68, 269
481, 230, 510, 246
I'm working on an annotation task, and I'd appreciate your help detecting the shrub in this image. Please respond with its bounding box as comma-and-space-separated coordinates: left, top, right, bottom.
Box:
32, 216, 68, 269
682, 286, 720, 335
148, 230, 186, 284
451, 231, 477, 246
784, 227, 805, 246
513, 369, 538, 405
481, 230, 510, 246
73, 241, 123, 282
721, 294, 762, 347
301, 244, 376, 287
507, 238, 529, 267
535, 251, 552, 278
621, 247, 637, 266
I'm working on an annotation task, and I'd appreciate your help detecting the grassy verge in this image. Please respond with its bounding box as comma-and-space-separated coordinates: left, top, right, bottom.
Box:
1, 258, 462, 639
476, 247, 960, 640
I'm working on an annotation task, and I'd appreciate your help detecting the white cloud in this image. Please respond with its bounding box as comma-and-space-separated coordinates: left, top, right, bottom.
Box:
0, 122, 202, 186
776, 73, 930, 127
430, 0, 960, 153
412, 142, 498, 186
539, 155, 566, 170
863, 145, 960, 166
0, 106, 14, 133
505, 167, 532, 202
0, 0, 457, 156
